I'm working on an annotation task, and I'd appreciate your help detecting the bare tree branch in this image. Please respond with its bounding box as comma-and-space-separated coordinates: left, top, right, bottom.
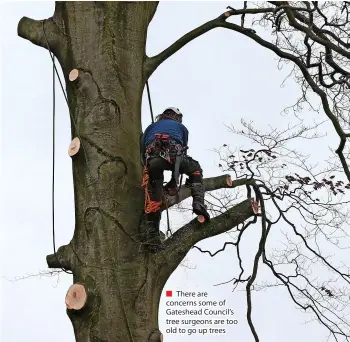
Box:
159, 198, 256, 275
144, 7, 274, 78
214, 15, 350, 182
46, 244, 74, 271
163, 174, 254, 209
188, 117, 350, 340
270, 1, 350, 59
17, 17, 62, 52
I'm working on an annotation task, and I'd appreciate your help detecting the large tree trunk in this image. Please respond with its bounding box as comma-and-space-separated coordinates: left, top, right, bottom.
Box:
20, 2, 164, 341
17, 2, 256, 341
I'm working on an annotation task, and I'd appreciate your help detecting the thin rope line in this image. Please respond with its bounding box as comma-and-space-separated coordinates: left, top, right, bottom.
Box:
52, 54, 72, 275
146, 80, 154, 123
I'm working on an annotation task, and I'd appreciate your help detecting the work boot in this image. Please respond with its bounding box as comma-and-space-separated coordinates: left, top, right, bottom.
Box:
164, 178, 178, 196
191, 182, 210, 222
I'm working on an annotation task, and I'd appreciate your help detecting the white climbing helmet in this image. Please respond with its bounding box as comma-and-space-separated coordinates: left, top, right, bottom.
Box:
162, 107, 182, 115
155, 107, 183, 122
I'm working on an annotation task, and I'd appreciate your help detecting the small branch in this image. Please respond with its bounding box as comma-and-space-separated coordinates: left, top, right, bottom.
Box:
160, 198, 256, 271
46, 244, 73, 271
192, 241, 236, 257
241, 2, 248, 28
164, 175, 254, 209
3, 269, 62, 282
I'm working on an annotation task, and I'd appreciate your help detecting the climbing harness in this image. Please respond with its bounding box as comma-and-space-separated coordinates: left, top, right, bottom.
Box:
174, 147, 188, 186
141, 130, 187, 216
145, 134, 183, 163
42, 20, 135, 342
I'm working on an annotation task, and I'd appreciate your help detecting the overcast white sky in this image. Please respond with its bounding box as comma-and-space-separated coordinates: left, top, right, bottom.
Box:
1, 1, 347, 342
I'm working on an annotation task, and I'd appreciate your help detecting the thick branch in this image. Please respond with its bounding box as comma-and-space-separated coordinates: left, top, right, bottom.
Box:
46, 244, 73, 271
161, 198, 256, 270
144, 7, 274, 77
17, 17, 61, 53
164, 175, 254, 209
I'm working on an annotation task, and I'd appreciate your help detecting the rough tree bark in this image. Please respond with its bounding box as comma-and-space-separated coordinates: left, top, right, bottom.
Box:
18, 2, 256, 341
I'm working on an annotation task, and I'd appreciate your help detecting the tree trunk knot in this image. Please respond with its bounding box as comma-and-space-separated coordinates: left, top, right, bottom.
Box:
149, 329, 163, 342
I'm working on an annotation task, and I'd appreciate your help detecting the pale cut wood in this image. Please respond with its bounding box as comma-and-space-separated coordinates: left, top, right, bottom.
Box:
69, 69, 79, 81
68, 137, 80, 156
197, 215, 205, 223
226, 175, 232, 187
65, 284, 87, 310
251, 199, 259, 215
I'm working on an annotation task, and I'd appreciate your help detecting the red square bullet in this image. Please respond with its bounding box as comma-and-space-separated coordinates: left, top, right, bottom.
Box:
166, 290, 172, 297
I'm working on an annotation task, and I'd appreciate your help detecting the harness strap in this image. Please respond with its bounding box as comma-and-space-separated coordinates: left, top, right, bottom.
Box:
145, 135, 183, 164
173, 151, 183, 185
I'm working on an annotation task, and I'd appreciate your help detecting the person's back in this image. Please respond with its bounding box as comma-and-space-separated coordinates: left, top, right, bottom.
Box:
143, 118, 188, 148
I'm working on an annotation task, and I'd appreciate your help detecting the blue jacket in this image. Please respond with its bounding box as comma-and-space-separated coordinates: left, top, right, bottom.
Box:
141, 119, 189, 154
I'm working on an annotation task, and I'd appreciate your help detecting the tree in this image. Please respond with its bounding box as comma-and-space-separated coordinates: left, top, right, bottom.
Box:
17, 3, 257, 342
17, 2, 350, 342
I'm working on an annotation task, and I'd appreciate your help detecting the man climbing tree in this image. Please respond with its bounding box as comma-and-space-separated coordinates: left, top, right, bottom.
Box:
17, 3, 257, 342
16, 1, 350, 342
141, 107, 210, 252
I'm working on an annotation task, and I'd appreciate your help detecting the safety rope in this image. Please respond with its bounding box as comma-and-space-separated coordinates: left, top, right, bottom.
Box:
146, 81, 154, 123
42, 21, 135, 342
52, 54, 72, 275
141, 166, 161, 213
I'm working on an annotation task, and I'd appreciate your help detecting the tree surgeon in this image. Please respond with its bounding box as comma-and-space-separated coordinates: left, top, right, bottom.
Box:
141, 107, 210, 251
